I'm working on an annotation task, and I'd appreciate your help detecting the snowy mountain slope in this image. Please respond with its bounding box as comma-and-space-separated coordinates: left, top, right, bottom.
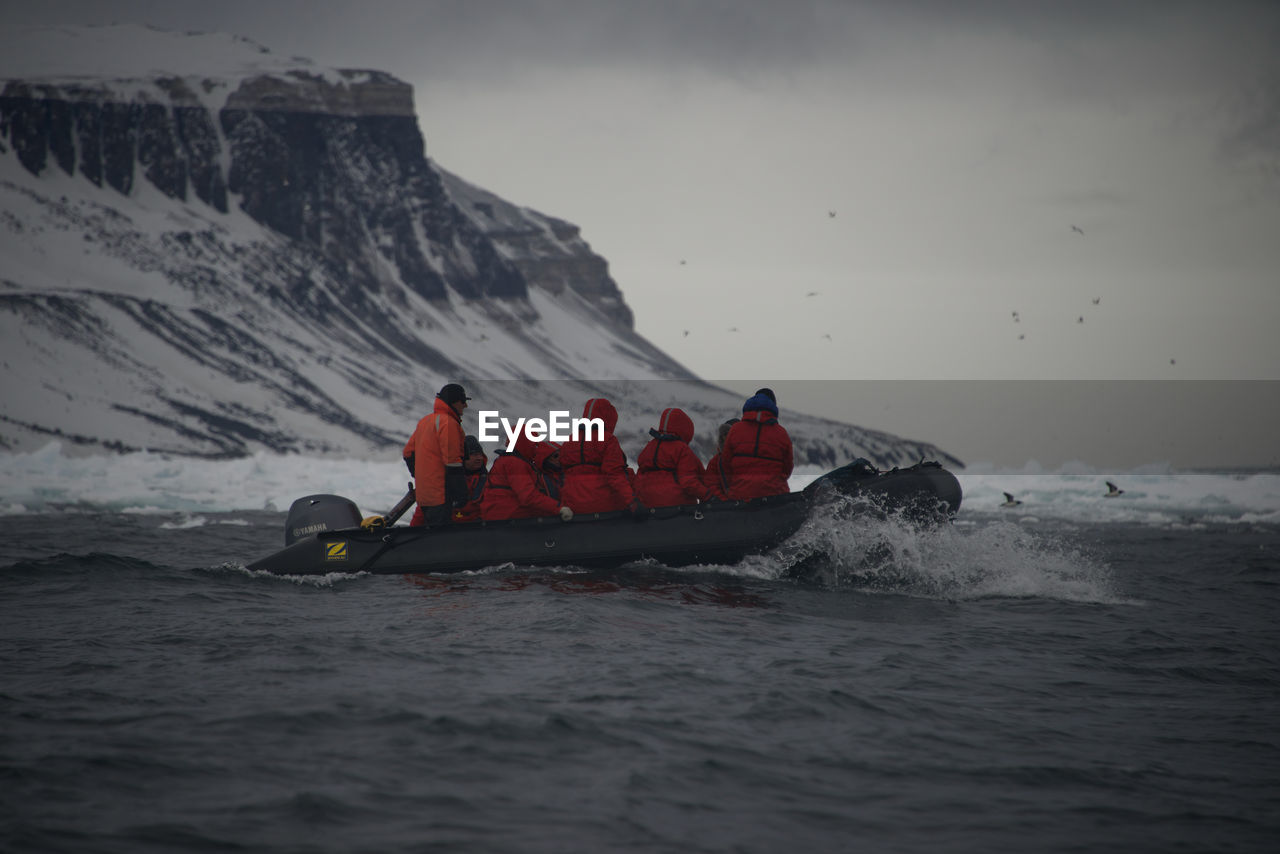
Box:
0, 24, 960, 469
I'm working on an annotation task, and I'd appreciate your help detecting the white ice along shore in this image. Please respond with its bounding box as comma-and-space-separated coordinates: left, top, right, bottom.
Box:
2, 443, 1279, 529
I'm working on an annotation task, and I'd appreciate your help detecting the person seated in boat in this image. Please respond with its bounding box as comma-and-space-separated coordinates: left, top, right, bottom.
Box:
481, 433, 573, 522
559, 397, 639, 514
534, 441, 564, 501
722, 388, 794, 500
452, 435, 490, 523
404, 382, 470, 526
635, 407, 708, 507
703, 418, 738, 501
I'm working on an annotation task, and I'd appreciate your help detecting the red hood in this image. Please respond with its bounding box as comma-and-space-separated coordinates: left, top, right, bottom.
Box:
511, 432, 542, 462
582, 398, 619, 434
655, 407, 694, 443
532, 441, 561, 469
741, 409, 776, 424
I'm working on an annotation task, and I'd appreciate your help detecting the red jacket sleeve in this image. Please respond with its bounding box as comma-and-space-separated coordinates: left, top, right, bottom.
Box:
510, 461, 561, 516
603, 437, 635, 503
779, 427, 794, 479
675, 446, 708, 501
704, 454, 728, 500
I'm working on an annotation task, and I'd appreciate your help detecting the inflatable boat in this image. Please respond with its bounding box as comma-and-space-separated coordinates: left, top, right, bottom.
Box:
246, 460, 962, 576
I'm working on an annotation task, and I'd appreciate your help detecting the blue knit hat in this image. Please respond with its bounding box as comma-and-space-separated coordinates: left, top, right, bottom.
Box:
742, 392, 778, 417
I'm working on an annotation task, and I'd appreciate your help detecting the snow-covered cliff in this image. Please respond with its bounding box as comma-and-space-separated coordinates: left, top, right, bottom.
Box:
0, 24, 959, 469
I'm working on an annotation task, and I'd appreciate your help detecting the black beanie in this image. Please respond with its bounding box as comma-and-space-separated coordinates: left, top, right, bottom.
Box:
754, 387, 777, 404
437, 383, 471, 404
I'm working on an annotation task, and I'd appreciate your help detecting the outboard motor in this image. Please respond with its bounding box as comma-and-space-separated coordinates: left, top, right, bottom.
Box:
284, 494, 362, 545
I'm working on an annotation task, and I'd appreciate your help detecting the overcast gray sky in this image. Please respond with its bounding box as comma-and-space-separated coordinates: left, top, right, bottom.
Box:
4, 1, 1279, 467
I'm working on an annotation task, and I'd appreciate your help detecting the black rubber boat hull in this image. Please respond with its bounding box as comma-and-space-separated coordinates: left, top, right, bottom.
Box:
246, 461, 962, 576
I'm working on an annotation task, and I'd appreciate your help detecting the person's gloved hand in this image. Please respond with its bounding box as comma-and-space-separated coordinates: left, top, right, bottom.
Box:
360, 515, 386, 530
559, 506, 573, 522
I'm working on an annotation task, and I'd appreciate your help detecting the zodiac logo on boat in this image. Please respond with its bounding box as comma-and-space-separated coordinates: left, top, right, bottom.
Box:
325, 541, 348, 561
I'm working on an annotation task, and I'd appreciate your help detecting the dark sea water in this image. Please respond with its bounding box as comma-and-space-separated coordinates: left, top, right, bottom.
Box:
2, 508, 1278, 853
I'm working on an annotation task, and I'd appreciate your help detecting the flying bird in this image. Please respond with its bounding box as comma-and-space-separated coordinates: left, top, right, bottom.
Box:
806, 291, 819, 297
1078, 316, 1085, 324
828, 210, 837, 218
822, 333, 832, 341
728, 326, 739, 333
1170, 358, 1177, 365
1071, 225, 1084, 235
1001, 492, 1023, 507
1105, 481, 1125, 497
1092, 297, 1101, 305
1018, 334, 1026, 340
679, 259, 687, 266
683, 330, 689, 337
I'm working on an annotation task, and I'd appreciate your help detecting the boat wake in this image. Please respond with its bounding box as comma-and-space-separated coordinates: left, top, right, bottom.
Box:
751, 493, 1125, 604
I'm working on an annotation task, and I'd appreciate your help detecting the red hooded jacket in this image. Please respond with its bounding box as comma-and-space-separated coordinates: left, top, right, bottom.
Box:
636, 408, 707, 507
533, 442, 564, 501
480, 433, 561, 521
559, 398, 635, 513
703, 453, 730, 500
723, 408, 794, 499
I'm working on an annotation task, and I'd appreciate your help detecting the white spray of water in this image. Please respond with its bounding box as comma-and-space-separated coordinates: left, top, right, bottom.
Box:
753, 494, 1124, 603
222, 563, 372, 588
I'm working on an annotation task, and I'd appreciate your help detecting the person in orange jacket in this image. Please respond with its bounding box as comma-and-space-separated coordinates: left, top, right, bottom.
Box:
559, 398, 637, 514
703, 418, 739, 501
481, 432, 573, 522
723, 388, 793, 500
403, 383, 470, 526
452, 435, 490, 523
635, 407, 707, 507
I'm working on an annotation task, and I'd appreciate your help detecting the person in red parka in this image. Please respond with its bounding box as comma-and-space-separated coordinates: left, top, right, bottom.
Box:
559, 398, 637, 514
481, 432, 573, 522
452, 435, 489, 523
723, 388, 794, 500
636, 407, 707, 507
703, 418, 739, 501
534, 441, 564, 501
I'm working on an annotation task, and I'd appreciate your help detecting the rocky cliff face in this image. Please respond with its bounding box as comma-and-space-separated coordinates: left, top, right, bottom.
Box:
1, 69, 528, 307
0, 25, 958, 469
438, 166, 634, 328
